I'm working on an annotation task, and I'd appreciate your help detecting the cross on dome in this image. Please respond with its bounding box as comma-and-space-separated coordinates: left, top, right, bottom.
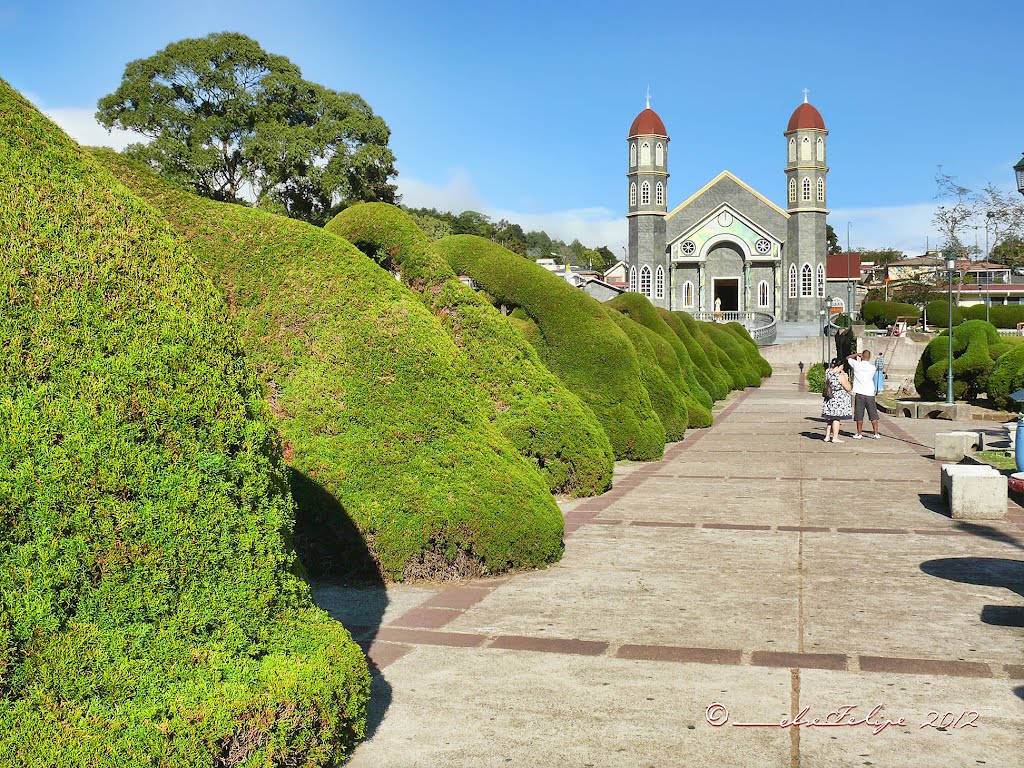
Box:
646, 85, 651, 109
802, 87, 810, 103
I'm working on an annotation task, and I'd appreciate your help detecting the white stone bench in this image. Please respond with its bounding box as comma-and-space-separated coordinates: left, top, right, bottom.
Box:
934, 431, 982, 462
939, 464, 1007, 520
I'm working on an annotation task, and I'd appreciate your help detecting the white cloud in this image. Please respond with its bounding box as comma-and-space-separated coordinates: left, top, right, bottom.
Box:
830, 203, 943, 255
398, 167, 627, 253
21, 93, 147, 151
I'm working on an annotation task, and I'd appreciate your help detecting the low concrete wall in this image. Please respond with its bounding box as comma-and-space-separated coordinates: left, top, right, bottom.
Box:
759, 334, 928, 379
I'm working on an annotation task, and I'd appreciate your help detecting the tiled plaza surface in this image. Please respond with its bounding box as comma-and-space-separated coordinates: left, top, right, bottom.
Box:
314, 375, 1024, 768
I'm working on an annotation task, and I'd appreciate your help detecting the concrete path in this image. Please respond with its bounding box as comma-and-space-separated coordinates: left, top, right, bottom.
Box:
315, 374, 1024, 768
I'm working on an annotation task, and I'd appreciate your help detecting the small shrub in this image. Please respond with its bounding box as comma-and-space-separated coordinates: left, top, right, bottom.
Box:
923, 300, 965, 326
807, 361, 825, 393
963, 303, 1024, 329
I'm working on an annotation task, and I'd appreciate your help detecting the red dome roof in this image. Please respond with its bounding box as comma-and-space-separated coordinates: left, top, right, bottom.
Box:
787, 102, 826, 131
629, 107, 667, 137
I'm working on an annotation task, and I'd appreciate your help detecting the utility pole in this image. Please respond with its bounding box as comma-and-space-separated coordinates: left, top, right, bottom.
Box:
846, 222, 852, 320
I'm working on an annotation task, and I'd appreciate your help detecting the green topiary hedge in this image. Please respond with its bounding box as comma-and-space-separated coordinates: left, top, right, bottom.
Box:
987, 343, 1024, 410
861, 300, 921, 327
722, 322, 773, 378
96, 151, 565, 580
428, 233, 666, 460
923, 299, 965, 327
963, 303, 1024, 329
659, 310, 735, 399
608, 313, 688, 440
324, 204, 614, 490
914, 320, 1002, 400
697, 321, 761, 388
1, 79, 369, 767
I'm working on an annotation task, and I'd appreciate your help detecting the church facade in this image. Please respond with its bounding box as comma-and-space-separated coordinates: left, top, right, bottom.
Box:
625, 97, 829, 323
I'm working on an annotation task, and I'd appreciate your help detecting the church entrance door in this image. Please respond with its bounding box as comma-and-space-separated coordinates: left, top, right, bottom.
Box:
713, 279, 739, 312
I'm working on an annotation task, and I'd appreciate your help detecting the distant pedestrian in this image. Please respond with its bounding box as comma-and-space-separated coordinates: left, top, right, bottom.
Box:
821, 357, 853, 443
847, 350, 881, 439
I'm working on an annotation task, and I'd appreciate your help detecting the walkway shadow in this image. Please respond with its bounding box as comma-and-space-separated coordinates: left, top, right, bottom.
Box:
917, 494, 1024, 551
920, 557, 1024, 630
289, 469, 392, 739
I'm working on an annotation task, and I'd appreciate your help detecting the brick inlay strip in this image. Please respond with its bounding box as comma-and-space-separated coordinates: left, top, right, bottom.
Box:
859, 655, 992, 678
617, 644, 742, 665
750, 650, 848, 671
375, 627, 485, 648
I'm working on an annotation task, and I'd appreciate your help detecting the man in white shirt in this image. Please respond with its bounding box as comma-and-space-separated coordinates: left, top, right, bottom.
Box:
847, 350, 881, 439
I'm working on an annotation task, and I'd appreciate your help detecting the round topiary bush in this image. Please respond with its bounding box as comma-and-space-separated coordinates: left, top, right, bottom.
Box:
914, 319, 1001, 400
0, 79, 370, 767
987, 343, 1024, 410
722, 322, 773, 378
923, 299, 965, 327
428, 233, 667, 461
96, 151, 566, 581
322, 204, 615, 489
806, 361, 825, 393
697, 321, 761, 388
862, 300, 921, 327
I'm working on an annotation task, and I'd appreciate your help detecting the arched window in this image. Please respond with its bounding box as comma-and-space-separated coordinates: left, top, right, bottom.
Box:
801, 136, 810, 161
641, 181, 650, 205
815, 136, 824, 162
789, 178, 797, 204
655, 266, 665, 299
801, 263, 813, 296
816, 177, 825, 203
758, 280, 770, 308
629, 265, 637, 292
640, 265, 652, 297
640, 142, 651, 165
802, 177, 812, 201
817, 263, 825, 297
789, 264, 798, 298
630, 143, 636, 167
655, 142, 664, 166
683, 280, 694, 307
630, 182, 637, 207
788, 137, 796, 162
655, 181, 664, 206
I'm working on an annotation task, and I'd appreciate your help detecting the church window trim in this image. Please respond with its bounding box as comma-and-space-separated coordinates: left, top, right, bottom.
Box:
630, 143, 636, 167
640, 265, 652, 297
641, 142, 651, 165
802, 177, 812, 202
655, 142, 664, 166
817, 263, 825, 297
641, 181, 651, 205
630, 182, 637, 207
655, 266, 665, 299
788, 138, 796, 162
816, 136, 824, 162
629, 265, 637, 292
801, 263, 813, 297
682, 280, 694, 308
801, 136, 810, 161
816, 177, 825, 203
789, 264, 798, 298
789, 178, 797, 204
655, 181, 664, 206
758, 280, 770, 308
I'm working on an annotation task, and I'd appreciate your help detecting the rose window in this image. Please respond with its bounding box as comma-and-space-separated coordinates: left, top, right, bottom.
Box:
755, 239, 772, 254
680, 240, 696, 255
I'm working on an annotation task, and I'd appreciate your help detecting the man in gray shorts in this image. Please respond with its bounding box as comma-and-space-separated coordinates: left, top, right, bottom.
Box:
847, 350, 880, 439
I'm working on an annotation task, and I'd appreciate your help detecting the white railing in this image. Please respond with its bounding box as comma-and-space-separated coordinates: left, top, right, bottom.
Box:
691, 310, 777, 345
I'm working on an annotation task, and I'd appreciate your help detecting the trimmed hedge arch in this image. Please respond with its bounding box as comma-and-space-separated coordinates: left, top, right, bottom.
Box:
1, 80, 369, 767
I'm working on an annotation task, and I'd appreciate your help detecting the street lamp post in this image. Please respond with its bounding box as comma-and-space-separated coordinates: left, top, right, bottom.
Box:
846, 222, 852, 321
945, 252, 956, 404
986, 211, 994, 323
1015, 153, 1024, 197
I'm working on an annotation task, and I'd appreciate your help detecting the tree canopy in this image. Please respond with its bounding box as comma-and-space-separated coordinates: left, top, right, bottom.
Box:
97, 32, 397, 225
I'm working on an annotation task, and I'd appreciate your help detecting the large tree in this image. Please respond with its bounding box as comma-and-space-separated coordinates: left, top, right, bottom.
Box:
97, 32, 397, 225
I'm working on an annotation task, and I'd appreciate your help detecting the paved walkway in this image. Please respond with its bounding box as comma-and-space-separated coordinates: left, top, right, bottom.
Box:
315, 375, 1024, 768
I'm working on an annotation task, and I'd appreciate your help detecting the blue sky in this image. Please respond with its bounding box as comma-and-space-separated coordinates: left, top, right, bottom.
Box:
3, 0, 1022, 256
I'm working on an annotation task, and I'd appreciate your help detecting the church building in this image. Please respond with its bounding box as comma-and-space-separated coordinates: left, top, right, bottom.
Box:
625, 94, 829, 323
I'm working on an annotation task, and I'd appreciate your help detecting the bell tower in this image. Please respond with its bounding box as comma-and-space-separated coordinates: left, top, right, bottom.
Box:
783, 91, 829, 322
627, 95, 670, 307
